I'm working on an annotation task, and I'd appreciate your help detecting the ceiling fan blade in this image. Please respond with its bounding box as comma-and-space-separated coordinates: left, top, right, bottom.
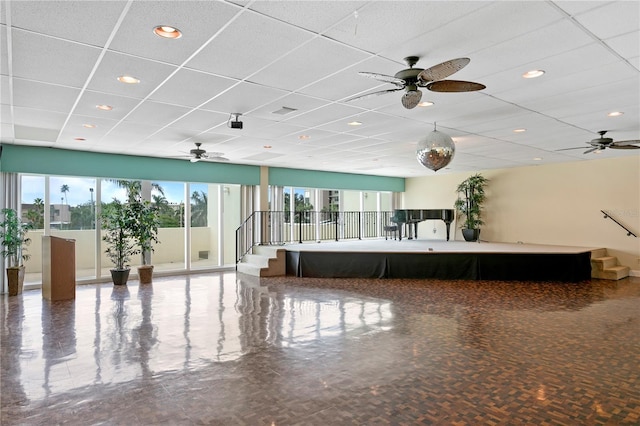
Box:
583, 147, 600, 154
418, 58, 470, 83
206, 152, 228, 161
555, 146, 586, 152
426, 80, 486, 92
358, 71, 405, 87
345, 88, 404, 103
610, 144, 640, 150
611, 139, 640, 145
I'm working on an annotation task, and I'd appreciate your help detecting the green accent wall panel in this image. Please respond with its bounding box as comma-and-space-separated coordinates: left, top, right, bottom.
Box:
0, 145, 260, 185
269, 167, 404, 192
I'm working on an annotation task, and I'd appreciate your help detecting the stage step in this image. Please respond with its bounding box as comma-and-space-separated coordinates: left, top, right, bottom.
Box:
591, 249, 630, 280
237, 246, 286, 277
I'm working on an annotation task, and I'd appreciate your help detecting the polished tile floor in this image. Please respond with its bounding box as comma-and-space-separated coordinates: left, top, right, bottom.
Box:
2, 272, 640, 425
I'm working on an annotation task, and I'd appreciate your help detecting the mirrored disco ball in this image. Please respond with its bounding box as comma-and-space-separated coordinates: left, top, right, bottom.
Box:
416, 129, 455, 172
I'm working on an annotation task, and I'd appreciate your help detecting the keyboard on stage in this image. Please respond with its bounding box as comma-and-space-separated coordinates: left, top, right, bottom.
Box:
391, 209, 455, 241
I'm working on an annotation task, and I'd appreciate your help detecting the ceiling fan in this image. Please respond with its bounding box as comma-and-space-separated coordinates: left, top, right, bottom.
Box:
181, 142, 229, 163
346, 56, 486, 109
556, 131, 640, 154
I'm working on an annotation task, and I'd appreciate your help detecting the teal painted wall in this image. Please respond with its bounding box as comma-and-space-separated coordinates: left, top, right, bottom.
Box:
0, 144, 260, 185
1, 144, 404, 191
269, 167, 404, 192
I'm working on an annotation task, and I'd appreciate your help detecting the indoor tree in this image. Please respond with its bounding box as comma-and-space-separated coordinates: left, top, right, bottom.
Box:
454, 173, 489, 242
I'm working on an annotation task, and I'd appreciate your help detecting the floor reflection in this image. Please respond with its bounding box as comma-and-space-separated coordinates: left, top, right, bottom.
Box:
2, 273, 639, 425
3, 272, 393, 402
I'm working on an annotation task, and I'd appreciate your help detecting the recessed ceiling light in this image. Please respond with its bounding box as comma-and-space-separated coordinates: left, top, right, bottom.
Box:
348, 121, 362, 126
96, 104, 112, 111
298, 135, 310, 140
607, 111, 624, 117
513, 128, 526, 133
522, 69, 545, 79
263, 145, 272, 149
533, 157, 542, 161
117, 75, 140, 84
153, 25, 182, 39
83, 124, 96, 128
418, 101, 434, 107
74, 137, 86, 141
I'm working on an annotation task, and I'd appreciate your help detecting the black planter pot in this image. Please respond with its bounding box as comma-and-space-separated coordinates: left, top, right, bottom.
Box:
462, 228, 480, 242
110, 268, 131, 285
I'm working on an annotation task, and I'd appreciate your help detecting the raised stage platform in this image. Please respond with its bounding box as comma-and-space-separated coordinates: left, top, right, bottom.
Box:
284, 239, 598, 282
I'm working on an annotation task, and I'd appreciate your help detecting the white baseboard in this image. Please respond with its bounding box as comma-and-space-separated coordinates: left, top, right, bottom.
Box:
629, 269, 640, 277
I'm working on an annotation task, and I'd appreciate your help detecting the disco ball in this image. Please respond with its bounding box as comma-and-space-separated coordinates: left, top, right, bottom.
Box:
416, 129, 455, 171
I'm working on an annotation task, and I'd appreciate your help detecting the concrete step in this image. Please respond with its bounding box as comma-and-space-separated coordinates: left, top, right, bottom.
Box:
237, 261, 286, 277
253, 245, 285, 258
244, 253, 272, 267
237, 245, 287, 277
237, 262, 263, 277
590, 248, 608, 259
592, 265, 630, 281
589, 248, 629, 280
591, 256, 618, 270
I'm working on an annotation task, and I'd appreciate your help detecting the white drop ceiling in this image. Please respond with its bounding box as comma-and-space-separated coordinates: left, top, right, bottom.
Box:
1, 0, 638, 178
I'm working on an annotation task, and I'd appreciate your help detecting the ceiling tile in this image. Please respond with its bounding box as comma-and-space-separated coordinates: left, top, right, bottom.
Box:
86, 51, 178, 99
109, 0, 240, 65
186, 11, 315, 80
11, 31, 102, 87
10, 0, 127, 46
123, 101, 192, 127
149, 68, 237, 108
250, 37, 369, 91
248, 1, 366, 34
573, 1, 640, 40
12, 80, 80, 114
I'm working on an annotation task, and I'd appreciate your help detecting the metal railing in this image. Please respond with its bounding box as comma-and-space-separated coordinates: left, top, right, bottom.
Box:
236, 210, 394, 263
601, 210, 637, 237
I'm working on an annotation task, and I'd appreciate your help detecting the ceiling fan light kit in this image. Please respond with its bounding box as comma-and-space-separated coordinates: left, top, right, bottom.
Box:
348, 56, 486, 109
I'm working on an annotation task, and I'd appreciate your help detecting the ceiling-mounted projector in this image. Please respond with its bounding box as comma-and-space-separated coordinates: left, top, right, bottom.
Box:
228, 113, 243, 129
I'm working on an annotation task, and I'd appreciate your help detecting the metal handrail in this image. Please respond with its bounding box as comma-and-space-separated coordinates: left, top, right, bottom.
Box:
236, 210, 394, 264
601, 210, 637, 237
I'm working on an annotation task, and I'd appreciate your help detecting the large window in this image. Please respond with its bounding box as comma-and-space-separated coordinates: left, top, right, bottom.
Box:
50, 176, 97, 280
20, 175, 241, 285
20, 175, 45, 284
190, 183, 216, 269
18, 174, 395, 285
151, 180, 186, 272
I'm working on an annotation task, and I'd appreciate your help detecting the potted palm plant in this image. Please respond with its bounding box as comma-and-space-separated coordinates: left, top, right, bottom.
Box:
101, 199, 136, 285
129, 195, 160, 284
110, 180, 162, 284
0, 208, 33, 295
454, 173, 489, 242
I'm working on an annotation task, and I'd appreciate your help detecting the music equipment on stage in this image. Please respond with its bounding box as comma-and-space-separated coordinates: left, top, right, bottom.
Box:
391, 209, 455, 241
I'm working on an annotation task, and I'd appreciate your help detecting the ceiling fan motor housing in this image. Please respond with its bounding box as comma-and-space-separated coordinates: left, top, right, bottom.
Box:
591, 137, 613, 145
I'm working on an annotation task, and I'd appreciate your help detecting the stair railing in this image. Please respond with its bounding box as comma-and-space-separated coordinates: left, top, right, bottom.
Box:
601, 210, 637, 237
236, 210, 394, 264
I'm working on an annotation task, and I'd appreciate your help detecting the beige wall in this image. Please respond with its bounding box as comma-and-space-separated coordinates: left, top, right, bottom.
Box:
404, 156, 640, 273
